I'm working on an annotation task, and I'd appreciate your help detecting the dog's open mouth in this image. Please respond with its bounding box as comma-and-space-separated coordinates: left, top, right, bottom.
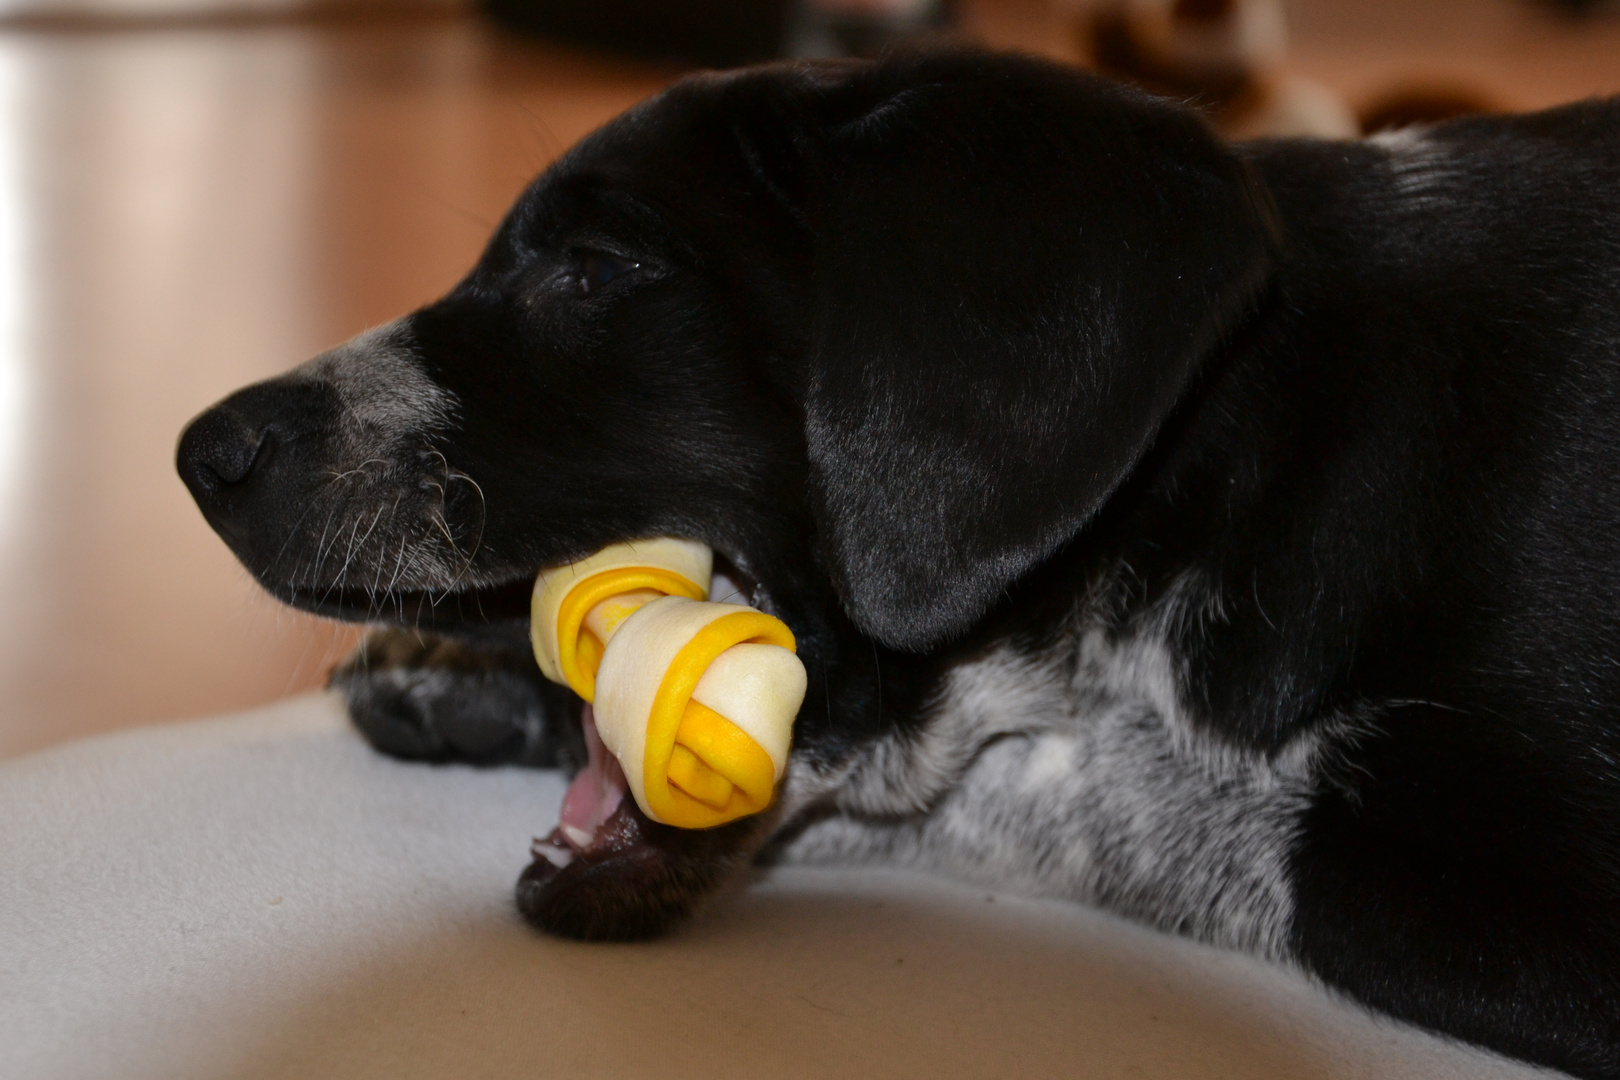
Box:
293, 552, 769, 941
514, 694, 766, 941
533, 705, 628, 866
277, 536, 772, 940
513, 710, 763, 940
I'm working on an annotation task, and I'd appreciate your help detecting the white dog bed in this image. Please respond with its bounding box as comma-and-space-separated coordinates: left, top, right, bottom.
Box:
0, 694, 1549, 1080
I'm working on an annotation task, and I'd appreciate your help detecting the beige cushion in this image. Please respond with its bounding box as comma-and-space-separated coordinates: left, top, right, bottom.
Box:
0, 694, 1540, 1079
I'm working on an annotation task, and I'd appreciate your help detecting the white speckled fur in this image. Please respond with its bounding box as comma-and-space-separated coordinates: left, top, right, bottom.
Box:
301, 320, 457, 449
263, 319, 480, 597
777, 573, 1328, 960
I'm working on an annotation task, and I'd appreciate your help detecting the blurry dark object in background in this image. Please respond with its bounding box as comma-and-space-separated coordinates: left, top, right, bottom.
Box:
484, 0, 789, 66
1541, 0, 1619, 15
1075, 0, 1356, 138
1358, 82, 1502, 135
483, 0, 954, 66
788, 0, 955, 59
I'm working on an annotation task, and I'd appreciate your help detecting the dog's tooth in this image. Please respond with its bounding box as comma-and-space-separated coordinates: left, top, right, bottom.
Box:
533, 841, 575, 868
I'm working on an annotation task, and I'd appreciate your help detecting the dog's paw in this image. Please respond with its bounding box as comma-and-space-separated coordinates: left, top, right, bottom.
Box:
331, 629, 583, 768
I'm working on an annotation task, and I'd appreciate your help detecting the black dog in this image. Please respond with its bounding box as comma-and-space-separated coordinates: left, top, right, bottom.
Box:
177, 52, 1620, 1077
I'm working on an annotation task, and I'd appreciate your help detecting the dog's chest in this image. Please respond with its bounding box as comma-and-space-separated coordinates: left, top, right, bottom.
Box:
784, 587, 1329, 959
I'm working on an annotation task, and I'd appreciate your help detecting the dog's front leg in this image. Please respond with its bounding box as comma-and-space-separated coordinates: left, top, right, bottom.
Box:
330, 628, 584, 769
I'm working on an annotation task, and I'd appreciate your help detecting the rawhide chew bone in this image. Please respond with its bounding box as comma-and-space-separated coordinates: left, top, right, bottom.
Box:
530, 539, 807, 829
530, 537, 713, 701
594, 595, 804, 827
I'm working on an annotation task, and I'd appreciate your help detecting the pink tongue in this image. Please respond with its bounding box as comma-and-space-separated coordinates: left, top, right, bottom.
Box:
556, 705, 628, 851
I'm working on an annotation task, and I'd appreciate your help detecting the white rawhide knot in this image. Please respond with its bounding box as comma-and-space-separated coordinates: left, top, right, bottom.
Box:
530, 539, 806, 829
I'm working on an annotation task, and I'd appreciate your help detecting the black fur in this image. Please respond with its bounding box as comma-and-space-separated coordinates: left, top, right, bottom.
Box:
177, 52, 1620, 1077
331, 629, 581, 768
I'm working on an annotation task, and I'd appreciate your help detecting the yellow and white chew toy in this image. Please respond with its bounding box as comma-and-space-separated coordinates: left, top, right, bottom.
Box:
531, 539, 807, 829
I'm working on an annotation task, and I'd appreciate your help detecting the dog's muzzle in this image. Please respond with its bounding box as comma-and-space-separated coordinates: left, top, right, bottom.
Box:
176, 378, 341, 552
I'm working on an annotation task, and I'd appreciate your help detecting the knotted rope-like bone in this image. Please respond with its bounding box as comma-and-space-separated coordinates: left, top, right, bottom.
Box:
531, 539, 807, 829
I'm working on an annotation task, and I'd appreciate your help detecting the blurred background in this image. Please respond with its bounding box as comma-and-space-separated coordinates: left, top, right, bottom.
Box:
0, 0, 1614, 758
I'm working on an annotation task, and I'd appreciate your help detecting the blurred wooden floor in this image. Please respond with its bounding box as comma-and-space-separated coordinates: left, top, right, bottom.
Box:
1, 0, 1616, 757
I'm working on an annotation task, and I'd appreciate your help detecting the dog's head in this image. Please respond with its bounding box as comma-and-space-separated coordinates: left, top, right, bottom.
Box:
177, 51, 1274, 937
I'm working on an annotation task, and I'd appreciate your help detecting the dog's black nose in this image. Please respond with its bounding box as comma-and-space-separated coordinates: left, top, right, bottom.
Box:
177, 406, 264, 491
177, 379, 338, 511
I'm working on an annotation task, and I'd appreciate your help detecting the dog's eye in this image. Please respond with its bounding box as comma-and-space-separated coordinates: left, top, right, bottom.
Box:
577, 252, 638, 295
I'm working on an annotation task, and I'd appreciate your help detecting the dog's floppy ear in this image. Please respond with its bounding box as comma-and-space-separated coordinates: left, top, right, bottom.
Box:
803, 57, 1275, 651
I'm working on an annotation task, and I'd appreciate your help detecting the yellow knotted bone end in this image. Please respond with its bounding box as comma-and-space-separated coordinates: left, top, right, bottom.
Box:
667, 700, 771, 812
531, 539, 805, 830
553, 567, 705, 701
530, 537, 713, 700
642, 611, 797, 828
